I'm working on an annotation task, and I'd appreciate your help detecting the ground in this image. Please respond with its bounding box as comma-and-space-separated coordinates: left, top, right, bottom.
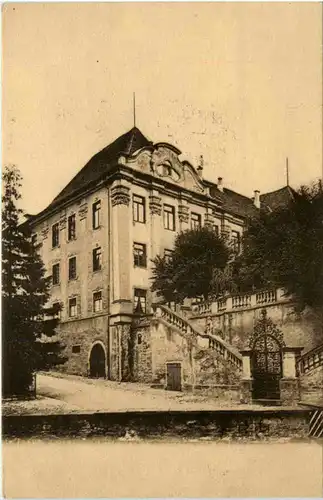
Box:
3, 371, 299, 415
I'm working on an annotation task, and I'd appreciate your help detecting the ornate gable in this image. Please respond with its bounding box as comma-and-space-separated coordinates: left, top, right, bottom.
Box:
125, 142, 205, 194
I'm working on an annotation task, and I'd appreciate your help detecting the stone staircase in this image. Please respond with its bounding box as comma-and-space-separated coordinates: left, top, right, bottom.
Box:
151, 300, 322, 402
297, 343, 323, 374
298, 343, 323, 407
153, 303, 242, 370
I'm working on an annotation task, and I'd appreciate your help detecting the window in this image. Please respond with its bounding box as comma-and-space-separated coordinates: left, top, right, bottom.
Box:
231, 230, 241, 254
163, 204, 175, 231
93, 291, 103, 312
52, 223, 59, 248
133, 195, 146, 223
72, 345, 81, 354
92, 247, 102, 271
92, 200, 101, 229
133, 243, 147, 268
191, 212, 202, 230
52, 263, 60, 285
164, 249, 173, 263
52, 302, 61, 319
134, 288, 147, 314
68, 256, 77, 280
162, 164, 172, 177
69, 297, 77, 317
213, 224, 219, 236
68, 214, 76, 240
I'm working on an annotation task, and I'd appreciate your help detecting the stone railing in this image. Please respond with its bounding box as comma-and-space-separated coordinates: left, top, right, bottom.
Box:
153, 304, 242, 369
217, 298, 227, 313
298, 343, 323, 374
208, 337, 242, 370
256, 289, 277, 305
232, 294, 252, 309
191, 288, 286, 317
191, 301, 212, 316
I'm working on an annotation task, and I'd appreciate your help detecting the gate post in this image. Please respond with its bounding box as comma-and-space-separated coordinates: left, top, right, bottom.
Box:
280, 347, 303, 406
240, 348, 253, 404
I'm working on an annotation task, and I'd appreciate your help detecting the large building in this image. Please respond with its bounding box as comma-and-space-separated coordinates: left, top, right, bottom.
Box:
29, 126, 293, 381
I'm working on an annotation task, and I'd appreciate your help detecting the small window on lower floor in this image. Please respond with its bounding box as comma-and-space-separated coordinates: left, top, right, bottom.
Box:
93, 291, 103, 312
69, 297, 77, 317
134, 288, 147, 314
72, 345, 81, 354
52, 302, 61, 319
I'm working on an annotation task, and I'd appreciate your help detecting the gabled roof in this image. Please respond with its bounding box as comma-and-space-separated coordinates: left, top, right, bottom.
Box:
260, 186, 297, 212
205, 181, 258, 219
34, 125, 295, 224
49, 127, 152, 208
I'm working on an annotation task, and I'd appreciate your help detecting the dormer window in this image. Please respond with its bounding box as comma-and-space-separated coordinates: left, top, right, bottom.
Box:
162, 164, 172, 177
156, 162, 180, 182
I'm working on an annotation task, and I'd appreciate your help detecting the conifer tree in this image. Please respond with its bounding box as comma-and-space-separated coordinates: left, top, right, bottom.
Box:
2, 165, 66, 397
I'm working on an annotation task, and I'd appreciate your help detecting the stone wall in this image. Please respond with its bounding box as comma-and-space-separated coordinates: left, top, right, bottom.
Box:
131, 318, 153, 383
299, 366, 323, 405
190, 303, 322, 352
149, 319, 241, 389
57, 315, 119, 379
3, 409, 311, 440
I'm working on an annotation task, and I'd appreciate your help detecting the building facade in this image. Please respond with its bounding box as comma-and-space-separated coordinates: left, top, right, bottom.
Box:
29, 126, 288, 380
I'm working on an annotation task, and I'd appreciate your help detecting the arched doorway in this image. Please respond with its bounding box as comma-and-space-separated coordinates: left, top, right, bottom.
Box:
89, 343, 106, 378
249, 309, 285, 402
251, 334, 282, 401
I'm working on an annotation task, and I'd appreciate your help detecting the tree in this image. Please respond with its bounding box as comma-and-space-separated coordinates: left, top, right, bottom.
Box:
151, 226, 231, 303
2, 165, 66, 397
235, 180, 323, 312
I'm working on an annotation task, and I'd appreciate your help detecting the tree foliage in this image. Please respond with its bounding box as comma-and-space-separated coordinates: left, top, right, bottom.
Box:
2, 165, 66, 397
151, 226, 232, 303
235, 181, 323, 312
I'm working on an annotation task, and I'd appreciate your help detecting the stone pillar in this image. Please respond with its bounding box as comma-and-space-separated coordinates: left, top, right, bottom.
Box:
240, 349, 253, 404
149, 190, 162, 305
279, 347, 303, 406
204, 206, 215, 228
178, 199, 189, 231
110, 180, 132, 310
110, 180, 133, 381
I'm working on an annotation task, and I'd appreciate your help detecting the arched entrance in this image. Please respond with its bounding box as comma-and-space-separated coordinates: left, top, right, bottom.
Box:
249, 309, 285, 402
89, 343, 106, 378
251, 333, 282, 401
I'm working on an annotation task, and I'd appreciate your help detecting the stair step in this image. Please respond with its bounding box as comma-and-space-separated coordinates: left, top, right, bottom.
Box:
252, 399, 282, 407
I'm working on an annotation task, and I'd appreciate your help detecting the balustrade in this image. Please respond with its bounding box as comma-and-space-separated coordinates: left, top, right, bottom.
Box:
256, 289, 277, 305
191, 288, 283, 316
298, 344, 323, 374
232, 294, 252, 309
217, 298, 227, 312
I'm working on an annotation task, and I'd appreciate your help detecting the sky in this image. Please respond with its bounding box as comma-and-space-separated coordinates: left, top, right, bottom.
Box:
3, 2, 323, 214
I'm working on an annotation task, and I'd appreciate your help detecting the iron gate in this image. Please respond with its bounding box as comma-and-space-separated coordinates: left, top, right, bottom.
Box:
252, 334, 282, 401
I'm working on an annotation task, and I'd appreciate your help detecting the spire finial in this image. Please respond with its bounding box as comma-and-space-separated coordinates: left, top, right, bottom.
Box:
133, 92, 136, 128
286, 157, 290, 186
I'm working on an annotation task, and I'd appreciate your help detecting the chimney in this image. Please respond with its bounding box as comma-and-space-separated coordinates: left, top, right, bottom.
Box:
197, 155, 204, 177
254, 190, 260, 208
217, 177, 223, 192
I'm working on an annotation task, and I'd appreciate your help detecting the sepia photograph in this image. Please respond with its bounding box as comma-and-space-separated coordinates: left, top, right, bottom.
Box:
2, 2, 323, 498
